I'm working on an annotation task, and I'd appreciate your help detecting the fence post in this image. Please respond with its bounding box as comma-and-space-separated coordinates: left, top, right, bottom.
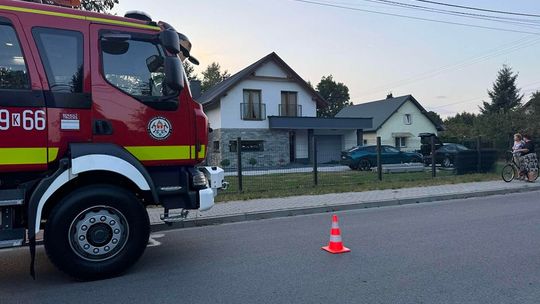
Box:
376, 136, 382, 181
237, 137, 243, 193
431, 135, 436, 178
477, 136, 482, 173
313, 137, 318, 186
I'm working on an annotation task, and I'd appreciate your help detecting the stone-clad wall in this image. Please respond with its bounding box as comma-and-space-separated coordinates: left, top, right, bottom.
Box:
207, 128, 290, 168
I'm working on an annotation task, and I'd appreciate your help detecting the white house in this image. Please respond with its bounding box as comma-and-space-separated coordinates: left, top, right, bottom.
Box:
336, 94, 443, 152
196, 52, 372, 167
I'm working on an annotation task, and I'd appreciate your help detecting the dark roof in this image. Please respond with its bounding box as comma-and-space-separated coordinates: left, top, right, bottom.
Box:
196, 52, 327, 108
336, 94, 444, 132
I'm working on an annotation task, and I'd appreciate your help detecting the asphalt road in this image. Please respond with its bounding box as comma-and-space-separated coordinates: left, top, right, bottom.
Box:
1, 191, 540, 304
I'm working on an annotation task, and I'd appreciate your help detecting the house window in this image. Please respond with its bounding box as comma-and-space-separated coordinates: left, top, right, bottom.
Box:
395, 137, 407, 148
242, 89, 264, 120
213, 141, 220, 152
280, 91, 299, 116
229, 140, 264, 152
363, 139, 368, 145
404, 114, 412, 125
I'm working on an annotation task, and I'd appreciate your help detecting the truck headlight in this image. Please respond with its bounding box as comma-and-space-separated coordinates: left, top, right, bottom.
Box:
192, 170, 208, 188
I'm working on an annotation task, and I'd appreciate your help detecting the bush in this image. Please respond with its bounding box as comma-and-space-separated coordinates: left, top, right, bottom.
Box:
248, 158, 257, 167
220, 159, 230, 167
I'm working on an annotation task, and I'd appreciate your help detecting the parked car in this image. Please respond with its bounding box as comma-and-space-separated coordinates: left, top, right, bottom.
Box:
341, 145, 423, 171
423, 143, 470, 167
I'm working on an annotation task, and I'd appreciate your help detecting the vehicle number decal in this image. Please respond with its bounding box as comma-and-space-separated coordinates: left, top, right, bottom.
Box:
0, 109, 46, 131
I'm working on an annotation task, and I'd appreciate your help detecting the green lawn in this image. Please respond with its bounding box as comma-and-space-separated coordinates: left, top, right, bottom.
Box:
215, 164, 503, 202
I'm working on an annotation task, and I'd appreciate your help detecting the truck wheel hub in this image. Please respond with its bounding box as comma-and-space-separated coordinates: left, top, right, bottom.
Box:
69, 206, 129, 261
87, 223, 112, 246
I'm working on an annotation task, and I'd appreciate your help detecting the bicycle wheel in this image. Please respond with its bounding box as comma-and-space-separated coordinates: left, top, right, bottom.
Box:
501, 164, 515, 183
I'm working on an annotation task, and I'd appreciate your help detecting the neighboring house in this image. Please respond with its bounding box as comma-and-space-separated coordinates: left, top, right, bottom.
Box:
196, 52, 372, 167
336, 94, 443, 152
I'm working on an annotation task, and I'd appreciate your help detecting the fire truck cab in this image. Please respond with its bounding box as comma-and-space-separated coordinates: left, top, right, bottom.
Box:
0, 0, 225, 280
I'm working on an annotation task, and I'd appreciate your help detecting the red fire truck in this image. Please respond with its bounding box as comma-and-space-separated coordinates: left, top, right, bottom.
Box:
0, 0, 225, 280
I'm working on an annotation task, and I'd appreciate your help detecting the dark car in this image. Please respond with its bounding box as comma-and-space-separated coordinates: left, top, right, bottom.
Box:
423, 143, 469, 167
341, 145, 423, 171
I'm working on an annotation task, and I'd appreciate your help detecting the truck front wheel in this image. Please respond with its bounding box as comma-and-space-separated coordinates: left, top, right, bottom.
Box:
44, 184, 150, 280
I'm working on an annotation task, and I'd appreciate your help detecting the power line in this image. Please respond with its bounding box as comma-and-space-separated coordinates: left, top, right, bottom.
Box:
428, 81, 540, 110
353, 36, 540, 99
362, 0, 540, 28
413, 0, 540, 18
290, 0, 540, 35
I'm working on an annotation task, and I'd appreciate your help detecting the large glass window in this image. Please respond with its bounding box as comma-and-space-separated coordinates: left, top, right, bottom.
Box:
33, 28, 83, 93
280, 91, 298, 116
242, 90, 264, 120
0, 24, 29, 90
101, 37, 167, 99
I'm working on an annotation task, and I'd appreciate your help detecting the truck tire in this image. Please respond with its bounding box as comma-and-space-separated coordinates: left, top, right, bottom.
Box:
44, 184, 150, 280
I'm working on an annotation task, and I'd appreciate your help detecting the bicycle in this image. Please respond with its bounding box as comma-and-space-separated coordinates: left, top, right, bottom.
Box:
501, 151, 539, 182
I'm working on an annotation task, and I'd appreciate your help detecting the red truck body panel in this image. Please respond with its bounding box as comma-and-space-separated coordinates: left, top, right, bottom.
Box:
0, 0, 208, 173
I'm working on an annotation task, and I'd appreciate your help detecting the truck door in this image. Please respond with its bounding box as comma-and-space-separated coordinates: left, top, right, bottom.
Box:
89, 23, 194, 166
0, 13, 48, 173
28, 20, 92, 164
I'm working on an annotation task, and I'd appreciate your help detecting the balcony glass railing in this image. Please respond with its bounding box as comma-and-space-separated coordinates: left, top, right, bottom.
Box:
240, 102, 266, 120
278, 104, 302, 117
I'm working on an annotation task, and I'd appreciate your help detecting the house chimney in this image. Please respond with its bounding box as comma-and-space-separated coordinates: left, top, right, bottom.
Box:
190, 80, 202, 100
386, 92, 393, 99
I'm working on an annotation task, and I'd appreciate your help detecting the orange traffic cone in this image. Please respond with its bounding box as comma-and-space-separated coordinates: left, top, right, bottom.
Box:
322, 214, 350, 254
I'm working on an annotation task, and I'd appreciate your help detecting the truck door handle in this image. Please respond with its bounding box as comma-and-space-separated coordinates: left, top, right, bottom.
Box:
92, 120, 113, 135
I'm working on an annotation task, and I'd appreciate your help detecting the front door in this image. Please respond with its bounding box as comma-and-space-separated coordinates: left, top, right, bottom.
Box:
89, 24, 193, 165
289, 131, 296, 163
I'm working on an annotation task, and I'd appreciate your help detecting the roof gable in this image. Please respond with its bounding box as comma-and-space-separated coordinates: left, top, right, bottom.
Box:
196, 52, 327, 108
336, 95, 443, 131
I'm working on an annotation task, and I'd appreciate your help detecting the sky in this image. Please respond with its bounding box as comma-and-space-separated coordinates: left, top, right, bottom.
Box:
112, 0, 540, 118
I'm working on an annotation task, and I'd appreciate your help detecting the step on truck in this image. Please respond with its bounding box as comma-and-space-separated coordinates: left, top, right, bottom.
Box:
0, 0, 226, 280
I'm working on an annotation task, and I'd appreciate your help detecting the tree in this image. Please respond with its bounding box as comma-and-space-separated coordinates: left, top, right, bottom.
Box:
480, 65, 523, 114
426, 111, 443, 128
440, 112, 478, 142
526, 91, 540, 115
35, 0, 118, 12
183, 61, 199, 82
316, 75, 352, 118
201, 62, 230, 93
80, 0, 118, 12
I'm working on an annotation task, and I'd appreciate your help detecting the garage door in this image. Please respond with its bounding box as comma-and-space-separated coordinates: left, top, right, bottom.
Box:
316, 135, 342, 164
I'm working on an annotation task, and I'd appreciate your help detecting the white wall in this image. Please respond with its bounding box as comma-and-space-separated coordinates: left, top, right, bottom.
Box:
206, 103, 221, 129
219, 61, 317, 129
363, 132, 377, 145
376, 100, 438, 151
255, 61, 288, 78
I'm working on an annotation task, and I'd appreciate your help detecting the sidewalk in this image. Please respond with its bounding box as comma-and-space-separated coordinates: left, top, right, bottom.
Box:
148, 180, 540, 231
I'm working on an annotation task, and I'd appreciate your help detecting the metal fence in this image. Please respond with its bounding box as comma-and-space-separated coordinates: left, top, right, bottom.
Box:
206, 136, 508, 199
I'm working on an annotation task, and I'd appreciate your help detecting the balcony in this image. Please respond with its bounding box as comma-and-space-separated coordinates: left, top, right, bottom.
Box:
278, 104, 302, 117
240, 102, 266, 120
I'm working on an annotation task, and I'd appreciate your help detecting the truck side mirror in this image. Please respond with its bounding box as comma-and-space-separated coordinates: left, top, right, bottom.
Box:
159, 29, 180, 55
164, 56, 184, 92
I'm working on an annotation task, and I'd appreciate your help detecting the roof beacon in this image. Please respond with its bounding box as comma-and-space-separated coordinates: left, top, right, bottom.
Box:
124, 10, 152, 22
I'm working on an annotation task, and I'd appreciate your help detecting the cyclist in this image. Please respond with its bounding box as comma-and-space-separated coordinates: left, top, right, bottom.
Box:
515, 134, 537, 182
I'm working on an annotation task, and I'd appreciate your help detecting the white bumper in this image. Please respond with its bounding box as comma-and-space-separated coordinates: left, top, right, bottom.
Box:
198, 166, 226, 211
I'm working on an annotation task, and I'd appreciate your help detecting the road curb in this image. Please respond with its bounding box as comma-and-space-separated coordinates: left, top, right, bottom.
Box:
150, 184, 540, 233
